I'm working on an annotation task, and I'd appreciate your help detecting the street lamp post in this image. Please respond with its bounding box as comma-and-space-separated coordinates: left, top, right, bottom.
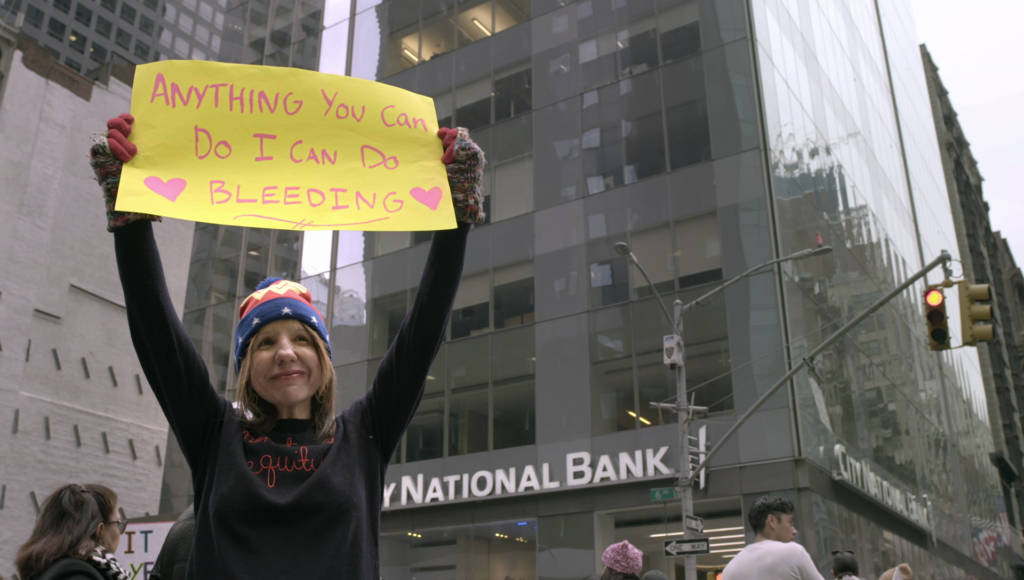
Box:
614, 242, 833, 580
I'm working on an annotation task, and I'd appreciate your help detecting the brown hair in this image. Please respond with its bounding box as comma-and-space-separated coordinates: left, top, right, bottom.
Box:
15, 483, 118, 578
235, 325, 337, 442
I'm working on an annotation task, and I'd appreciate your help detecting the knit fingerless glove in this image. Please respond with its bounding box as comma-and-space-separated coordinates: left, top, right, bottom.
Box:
89, 114, 161, 232
438, 127, 486, 224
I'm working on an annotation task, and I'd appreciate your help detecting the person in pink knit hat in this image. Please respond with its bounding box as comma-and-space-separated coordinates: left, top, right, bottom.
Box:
600, 539, 644, 580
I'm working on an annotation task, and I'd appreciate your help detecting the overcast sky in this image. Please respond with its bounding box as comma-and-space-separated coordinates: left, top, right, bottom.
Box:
908, 0, 1024, 263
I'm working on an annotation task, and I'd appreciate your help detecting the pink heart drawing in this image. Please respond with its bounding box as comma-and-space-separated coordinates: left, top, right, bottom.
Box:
410, 186, 443, 211
144, 176, 187, 202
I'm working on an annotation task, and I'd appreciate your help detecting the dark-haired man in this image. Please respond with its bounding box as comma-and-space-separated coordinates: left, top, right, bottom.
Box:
722, 495, 824, 580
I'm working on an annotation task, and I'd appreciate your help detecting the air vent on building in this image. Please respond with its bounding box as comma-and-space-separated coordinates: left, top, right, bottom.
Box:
29, 490, 39, 514
128, 438, 137, 460
73, 424, 81, 447
81, 357, 90, 379
135, 374, 143, 395
0, 484, 5, 509
51, 348, 60, 370
44, 417, 50, 440
11, 408, 18, 434
109, 366, 118, 387
25, 339, 31, 362
155, 444, 162, 467
101, 431, 110, 454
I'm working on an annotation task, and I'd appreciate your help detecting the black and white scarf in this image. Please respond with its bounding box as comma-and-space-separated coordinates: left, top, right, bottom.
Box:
87, 546, 131, 580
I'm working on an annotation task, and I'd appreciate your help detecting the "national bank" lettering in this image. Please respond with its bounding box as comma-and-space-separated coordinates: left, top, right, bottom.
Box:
383, 447, 672, 508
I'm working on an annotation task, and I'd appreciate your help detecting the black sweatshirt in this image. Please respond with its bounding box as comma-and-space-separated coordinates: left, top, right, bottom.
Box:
114, 220, 469, 580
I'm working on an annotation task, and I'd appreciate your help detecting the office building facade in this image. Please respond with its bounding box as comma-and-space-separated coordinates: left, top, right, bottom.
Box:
0, 39, 194, 577
162, 0, 1013, 577
307, 0, 1012, 577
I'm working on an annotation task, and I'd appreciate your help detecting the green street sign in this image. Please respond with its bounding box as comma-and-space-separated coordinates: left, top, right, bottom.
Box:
650, 487, 677, 501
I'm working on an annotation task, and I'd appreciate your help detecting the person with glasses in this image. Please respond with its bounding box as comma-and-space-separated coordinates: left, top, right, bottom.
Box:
14, 483, 132, 580
831, 550, 861, 579
723, 496, 825, 580
88, 114, 485, 580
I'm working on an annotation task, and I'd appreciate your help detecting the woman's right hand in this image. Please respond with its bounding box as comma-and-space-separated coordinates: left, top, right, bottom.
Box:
106, 113, 137, 162
90, 113, 161, 231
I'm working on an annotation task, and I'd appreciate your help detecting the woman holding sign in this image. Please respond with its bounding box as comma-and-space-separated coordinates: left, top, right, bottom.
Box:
90, 113, 485, 579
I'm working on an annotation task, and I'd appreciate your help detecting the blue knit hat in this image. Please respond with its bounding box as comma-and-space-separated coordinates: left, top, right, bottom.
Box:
234, 277, 331, 371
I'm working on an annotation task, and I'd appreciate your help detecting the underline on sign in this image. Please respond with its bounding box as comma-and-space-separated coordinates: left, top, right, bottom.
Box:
233, 215, 392, 229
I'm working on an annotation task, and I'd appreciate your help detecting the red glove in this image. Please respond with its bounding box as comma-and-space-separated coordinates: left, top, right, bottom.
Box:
106, 113, 137, 162
437, 126, 460, 164
90, 113, 160, 231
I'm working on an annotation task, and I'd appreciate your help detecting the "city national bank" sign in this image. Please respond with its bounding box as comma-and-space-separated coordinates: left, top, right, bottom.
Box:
383, 447, 673, 508
833, 444, 931, 530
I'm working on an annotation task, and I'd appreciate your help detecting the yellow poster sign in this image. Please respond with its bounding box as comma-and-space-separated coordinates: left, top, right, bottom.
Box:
116, 61, 456, 231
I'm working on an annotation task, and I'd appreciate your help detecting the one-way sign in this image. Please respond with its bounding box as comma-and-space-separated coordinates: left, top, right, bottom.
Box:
664, 539, 711, 556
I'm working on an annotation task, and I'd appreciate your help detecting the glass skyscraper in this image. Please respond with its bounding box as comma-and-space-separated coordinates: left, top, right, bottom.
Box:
164, 0, 1012, 577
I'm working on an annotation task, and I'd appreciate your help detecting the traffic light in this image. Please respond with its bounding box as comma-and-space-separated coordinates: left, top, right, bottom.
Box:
924, 286, 950, 351
958, 281, 993, 345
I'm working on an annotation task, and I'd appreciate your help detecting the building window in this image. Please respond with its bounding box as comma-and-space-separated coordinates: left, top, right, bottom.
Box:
142, 0, 157, 9
134, 39, 149, 59
47, 18, 67, 41
629, 224, 674, 298
405, 347, 446, 462
64, 57, 82, 71
590, 304, 635, 435
493, 262, 534, 329
582, 72, 666, 194
494, 63, 532, 122
69, 30, 87, 53
381, 520, 537, 576
491, 326, 535, 450
25, 5, 44, 27
588, 236, 631, 308
674, 212, 722, 288
139, 13, 154, 34
115, 27, 131, 49
663, 56, 711, 169
451, 271, 490, 340
447, 336, 489, 457
119, 2, 136, 23
434, 91, 453, 129
618, 16, 658, 78
100, 0, 116, 13
370, 291, 408, 358
421, 4, 456, 63
53, 0, 72, 14
455, 77, 492, 132
75, 4, 93, 25
374, 232, 410, 257
95, 15, 112, 37
659, 1, 700, 63
90, 41, 108, 62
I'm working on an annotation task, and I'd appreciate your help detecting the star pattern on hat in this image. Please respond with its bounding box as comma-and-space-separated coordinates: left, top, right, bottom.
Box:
281, 306, 292, 315
310, 315, 318, 325
252, 317, 260, 327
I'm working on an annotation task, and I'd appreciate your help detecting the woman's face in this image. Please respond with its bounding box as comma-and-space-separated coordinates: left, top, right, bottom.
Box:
248, 319, 323, 419
98, 502, 121, 553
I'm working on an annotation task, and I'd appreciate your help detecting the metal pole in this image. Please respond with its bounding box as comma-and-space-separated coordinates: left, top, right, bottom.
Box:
684, 250, 952, 483
675, 300, 697, 580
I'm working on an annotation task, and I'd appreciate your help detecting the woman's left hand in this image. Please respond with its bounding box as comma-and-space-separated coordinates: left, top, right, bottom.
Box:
437, 127, 486, 224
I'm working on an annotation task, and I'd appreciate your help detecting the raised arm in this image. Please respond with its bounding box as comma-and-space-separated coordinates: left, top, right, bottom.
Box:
362, 127, 485, 461
92, 116, 228, 470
